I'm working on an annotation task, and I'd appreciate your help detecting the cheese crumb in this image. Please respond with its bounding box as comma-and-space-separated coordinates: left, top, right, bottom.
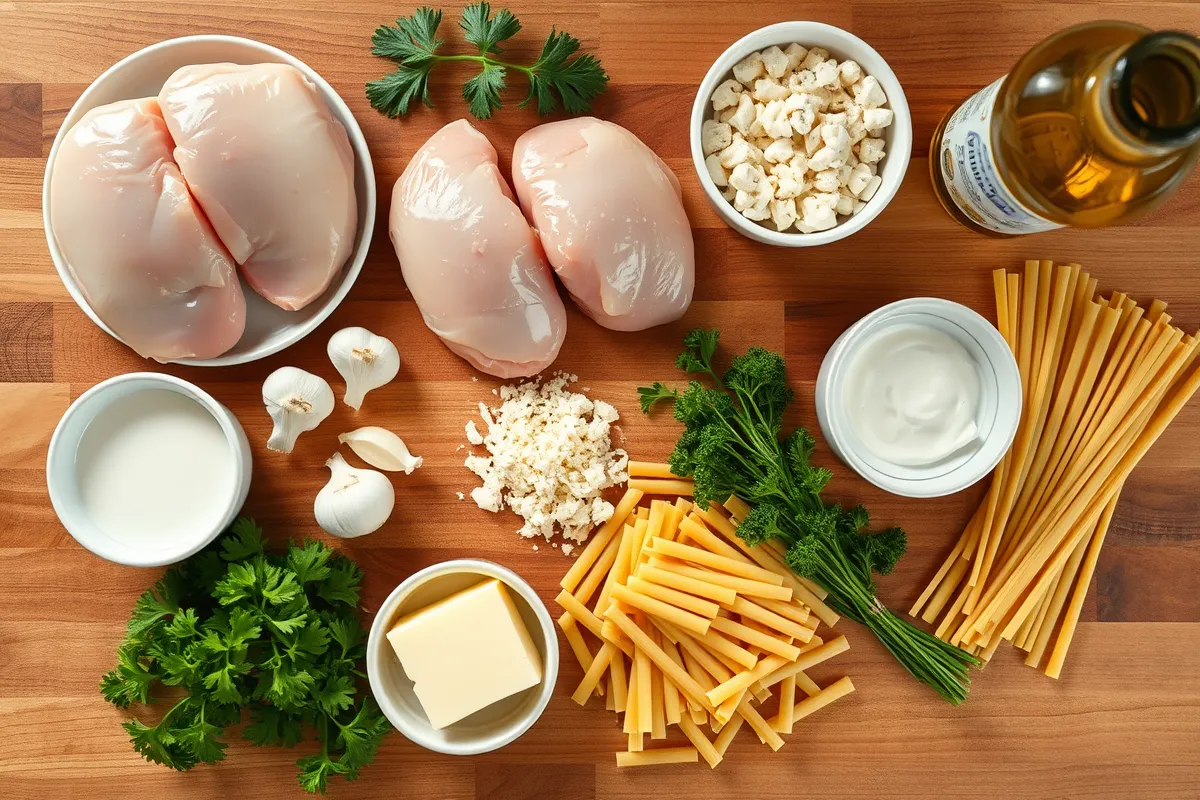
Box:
463, 374, 629, 545
456, 491, 465, 501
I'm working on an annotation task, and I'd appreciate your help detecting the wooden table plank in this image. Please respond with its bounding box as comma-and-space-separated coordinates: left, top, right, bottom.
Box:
1, 0, 1197, 798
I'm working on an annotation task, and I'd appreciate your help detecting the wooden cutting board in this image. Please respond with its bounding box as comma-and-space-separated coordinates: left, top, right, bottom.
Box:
1, 1, 1197, 798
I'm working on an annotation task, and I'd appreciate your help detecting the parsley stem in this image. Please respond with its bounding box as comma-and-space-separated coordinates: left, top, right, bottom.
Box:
434, 53, 535, 75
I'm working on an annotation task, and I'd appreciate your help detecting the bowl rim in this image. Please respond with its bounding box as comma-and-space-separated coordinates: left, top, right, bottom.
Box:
689, 21, 912, 247
41, 34, 377, 367
45, 372, 249, 567
816, 297, 1022, 498
366, 558, 560, 755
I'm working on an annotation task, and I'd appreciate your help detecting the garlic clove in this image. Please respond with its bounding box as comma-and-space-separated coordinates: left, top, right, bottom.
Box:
338, 426, 423, 474
327, 327, 400, 411
263, 366, 335, 453
314, 452, 395, 538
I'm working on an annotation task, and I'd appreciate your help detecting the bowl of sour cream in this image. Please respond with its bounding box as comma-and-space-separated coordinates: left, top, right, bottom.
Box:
47, 373, 252, 566
815, 298, 1021, 498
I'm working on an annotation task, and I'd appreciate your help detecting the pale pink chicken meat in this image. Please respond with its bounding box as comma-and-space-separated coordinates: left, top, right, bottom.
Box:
49, 98, 246, 361
389, 120, 567, 378
157, 63, 357, 311
512, 118, 695, 331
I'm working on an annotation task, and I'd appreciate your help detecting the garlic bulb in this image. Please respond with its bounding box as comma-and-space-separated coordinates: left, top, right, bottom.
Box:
314, 452, 395, 538
327, 327, 400, 410
339, 427, 423, 474
262, 366, 335, 453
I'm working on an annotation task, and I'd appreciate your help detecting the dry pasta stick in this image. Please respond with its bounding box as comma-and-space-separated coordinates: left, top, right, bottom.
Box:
722, 494, 753, 521
626, 517, 651, 573
773, 674, 797, 733
713, 713, 745, 757
629, 478, 695, 495
790, 676, 856, 722
794, 670, 821, 697
696, 628, 758, 670
706, 655, 789, 707
556, 589, 631, 656
612, 583, 712, 636
723, 596, 813, 641
610, 649, 628, 712
572, 643, 614, 705
557, 613, 602, 696
679, 651, 712, 724
623, 651, 640, 734
1045, 490, 1119, 679
627, 731, 643, 753
627, 575, 720, 618
574, 530, 623, 606
737, 699, 784, 751
650, 662, 667, 739
646, 557, 794, 601
616, 747, 697, 767
651, 538, 785, 585
710, 616, 801, 661
561, 487, 643, 593
677, 714, 722, 768
634, 501, 669, 569
755, 596, 811, 625
634, 638, 653, 734
636, 564, 737, 604
606, 606, 715, 712
662, 498, 691, 542
629, 461, 677, 479
1024, 525, 1092, 667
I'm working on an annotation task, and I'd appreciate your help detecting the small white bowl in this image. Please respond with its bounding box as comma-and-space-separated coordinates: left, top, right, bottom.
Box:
367, 560, 558, 755
815, 298, 1021, 498
690, 22, 912, 246
46, 373, 253, 566
42, 35, 376, 366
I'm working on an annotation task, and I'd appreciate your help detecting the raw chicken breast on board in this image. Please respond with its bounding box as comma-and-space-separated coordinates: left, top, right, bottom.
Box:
389, 120, 567, 378
512, 118, 695, 332
158, 63, 357, 312
48, 98, 246, 362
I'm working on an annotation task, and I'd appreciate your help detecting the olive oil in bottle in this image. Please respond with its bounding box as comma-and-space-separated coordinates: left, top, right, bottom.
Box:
930, 22, 1200, 235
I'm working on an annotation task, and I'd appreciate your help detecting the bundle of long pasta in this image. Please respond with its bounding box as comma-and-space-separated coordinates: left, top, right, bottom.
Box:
556, 469, 854, 767
911, 260, 1200, 678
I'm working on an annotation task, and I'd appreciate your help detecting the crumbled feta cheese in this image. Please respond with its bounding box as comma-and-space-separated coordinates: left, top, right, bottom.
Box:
465, 420, 484, 445
463, 374, 628, 545
706, 41, 892, 235
702, 119, 733, 155
562, 543, 575, 557
456, 491, 465, 501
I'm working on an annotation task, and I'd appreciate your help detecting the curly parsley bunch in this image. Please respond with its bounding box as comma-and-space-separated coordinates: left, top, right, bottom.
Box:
100, 519, 390, 793
640, 330, 979, 704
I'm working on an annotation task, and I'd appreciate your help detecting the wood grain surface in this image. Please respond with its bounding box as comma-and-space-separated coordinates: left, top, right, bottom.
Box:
2, 1, 1199, 798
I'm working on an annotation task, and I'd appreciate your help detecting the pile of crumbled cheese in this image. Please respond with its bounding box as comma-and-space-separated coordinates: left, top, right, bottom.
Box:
464, 374, 629, 548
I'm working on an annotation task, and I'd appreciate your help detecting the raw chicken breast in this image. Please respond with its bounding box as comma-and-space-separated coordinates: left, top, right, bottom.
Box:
158, 63, 356, 311
49, 98, 246, 361
389, 120, 567, 378
512, 118, 695, 331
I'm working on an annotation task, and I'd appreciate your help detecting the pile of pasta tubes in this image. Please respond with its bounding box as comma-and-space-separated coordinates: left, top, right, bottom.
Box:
911, 260, 1200, 677
556, 464, 855, 768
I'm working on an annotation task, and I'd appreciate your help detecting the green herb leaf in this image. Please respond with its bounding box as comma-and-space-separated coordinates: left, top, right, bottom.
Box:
100, 642, 156, 708
462, 62, 508, 119
459, 2, 520, 55
637, 381, 678, 414
287, 539, 333, 586
244, 703, 305, 748
367, 7, 445, 117
523, 29, 609, 115
221, 518, 265, 561
317, 559, 363, 608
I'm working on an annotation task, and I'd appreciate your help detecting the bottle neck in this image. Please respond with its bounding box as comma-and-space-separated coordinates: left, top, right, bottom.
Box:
1108, 31, 1200, 152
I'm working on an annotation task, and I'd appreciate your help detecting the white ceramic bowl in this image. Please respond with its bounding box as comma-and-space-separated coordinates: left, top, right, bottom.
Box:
815, 298, 1021, 498
690, 22, 912, 246
367, 560, 558, 755
42, 35, 376, 366
46, 373, 253, 566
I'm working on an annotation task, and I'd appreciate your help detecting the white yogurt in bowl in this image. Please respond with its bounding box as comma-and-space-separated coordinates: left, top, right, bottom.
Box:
47, 373, 252, 566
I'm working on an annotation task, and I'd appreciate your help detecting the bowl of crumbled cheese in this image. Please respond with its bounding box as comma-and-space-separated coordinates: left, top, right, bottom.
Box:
690, 22, 912, 245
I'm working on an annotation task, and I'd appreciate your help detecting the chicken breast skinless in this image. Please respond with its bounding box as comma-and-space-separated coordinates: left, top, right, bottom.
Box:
49, 98, 246, 361
158, 63, 357, 311
512, 118, 695, 331
389, 120, 567, 378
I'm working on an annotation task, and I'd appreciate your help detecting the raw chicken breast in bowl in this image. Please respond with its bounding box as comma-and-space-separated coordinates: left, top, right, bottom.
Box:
43, 35, 376, 366
389, 120, 567, 379
512, 118, 695, 332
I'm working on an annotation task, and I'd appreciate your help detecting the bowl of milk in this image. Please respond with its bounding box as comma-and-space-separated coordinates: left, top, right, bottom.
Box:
46, 373, 252, 566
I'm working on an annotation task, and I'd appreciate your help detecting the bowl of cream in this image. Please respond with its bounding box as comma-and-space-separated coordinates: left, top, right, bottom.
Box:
46, 373, 252, 566
815, 298, 1021, 498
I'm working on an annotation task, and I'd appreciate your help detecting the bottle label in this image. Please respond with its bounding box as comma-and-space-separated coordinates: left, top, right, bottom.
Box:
937, 77, 1064, 235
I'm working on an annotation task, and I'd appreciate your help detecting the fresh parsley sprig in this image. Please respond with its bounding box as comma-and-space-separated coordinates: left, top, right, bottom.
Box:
100, 519, 390, 794
367, 2, 609, 120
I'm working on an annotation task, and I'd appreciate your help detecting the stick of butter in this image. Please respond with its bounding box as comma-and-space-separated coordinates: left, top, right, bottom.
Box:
386, 578, 544, 729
